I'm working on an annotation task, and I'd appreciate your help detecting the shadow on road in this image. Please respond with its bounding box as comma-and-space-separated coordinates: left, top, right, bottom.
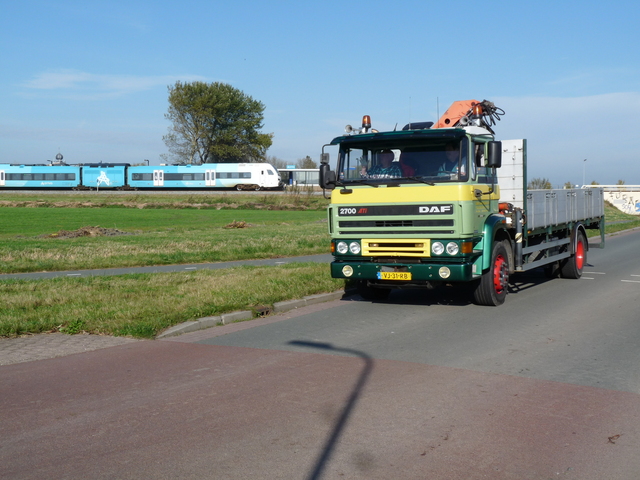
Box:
288, 340, 373, 480
348, 266, 576, 307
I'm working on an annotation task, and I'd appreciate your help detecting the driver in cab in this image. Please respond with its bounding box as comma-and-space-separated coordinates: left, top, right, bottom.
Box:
364, 150, 402, 179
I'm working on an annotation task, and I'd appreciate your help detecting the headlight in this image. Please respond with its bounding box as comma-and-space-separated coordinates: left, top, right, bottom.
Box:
342, 265, 354, 277
446, 242, 459, 255
336, 241, 348, 254
349, 242, 361, 254
432, 241, 444, 255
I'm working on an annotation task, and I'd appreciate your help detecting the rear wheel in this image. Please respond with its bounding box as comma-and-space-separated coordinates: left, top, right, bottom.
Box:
560, 230, 587, 279
473, 241, 510, 306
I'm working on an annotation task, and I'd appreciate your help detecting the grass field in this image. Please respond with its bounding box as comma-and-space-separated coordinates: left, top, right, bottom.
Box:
0, 203, 329, 274
1, 193, 638, 338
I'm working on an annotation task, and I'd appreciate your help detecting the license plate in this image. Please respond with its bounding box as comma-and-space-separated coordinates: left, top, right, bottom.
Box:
377, 271, 412, 281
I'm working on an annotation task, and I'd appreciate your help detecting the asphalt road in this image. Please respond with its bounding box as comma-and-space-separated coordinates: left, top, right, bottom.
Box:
0, 253, 333, 281
2, 230, 640, 479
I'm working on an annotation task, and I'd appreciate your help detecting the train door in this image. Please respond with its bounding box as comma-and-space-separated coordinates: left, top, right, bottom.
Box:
0, 170, 5, 186
255, 167, 266, 188
153, 170, 164, 187
205, 170, 215, 186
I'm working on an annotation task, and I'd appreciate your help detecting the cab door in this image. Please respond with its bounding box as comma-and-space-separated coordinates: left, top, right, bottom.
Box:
153, 170, 164, 187
255, 167, 266, 189
0, 170, 5, 186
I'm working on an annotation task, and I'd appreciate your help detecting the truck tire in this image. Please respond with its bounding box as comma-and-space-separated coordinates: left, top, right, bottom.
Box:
356, 281, 391, 301
473, 241, 510, 306
560, 230, 587, 279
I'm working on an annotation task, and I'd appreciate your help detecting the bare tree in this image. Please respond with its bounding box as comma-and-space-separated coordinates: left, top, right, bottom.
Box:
267, 155, 288, 169
528, 177, 552, 189
296, 156, 317, 169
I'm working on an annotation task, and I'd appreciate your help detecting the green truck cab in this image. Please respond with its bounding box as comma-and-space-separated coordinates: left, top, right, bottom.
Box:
319, 101, 604, 306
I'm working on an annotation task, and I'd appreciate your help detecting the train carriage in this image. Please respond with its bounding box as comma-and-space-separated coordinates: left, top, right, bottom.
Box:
0, 164, 81, 188
80, 164, 127, 189
0, 162, 282, 190
127, 163, 281, 190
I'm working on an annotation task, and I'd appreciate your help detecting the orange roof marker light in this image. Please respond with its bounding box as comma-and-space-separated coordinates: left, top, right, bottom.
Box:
345, 115, 375, 135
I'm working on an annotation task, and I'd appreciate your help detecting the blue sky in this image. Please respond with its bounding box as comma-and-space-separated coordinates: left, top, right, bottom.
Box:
2, 0, 639, 186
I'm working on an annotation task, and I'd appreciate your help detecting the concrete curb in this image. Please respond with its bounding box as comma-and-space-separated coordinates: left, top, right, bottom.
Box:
156, 289, 346, 339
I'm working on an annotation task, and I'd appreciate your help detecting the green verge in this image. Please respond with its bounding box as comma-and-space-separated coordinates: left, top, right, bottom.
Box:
0, 263, 344, 338
0, 208, 329, 273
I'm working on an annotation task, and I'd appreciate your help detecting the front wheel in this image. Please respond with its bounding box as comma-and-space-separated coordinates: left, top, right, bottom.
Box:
473, 241, 510, 306
560, 230, 587, 279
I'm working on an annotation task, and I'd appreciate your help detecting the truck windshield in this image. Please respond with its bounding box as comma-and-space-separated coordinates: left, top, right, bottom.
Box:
337, 138, 468, 184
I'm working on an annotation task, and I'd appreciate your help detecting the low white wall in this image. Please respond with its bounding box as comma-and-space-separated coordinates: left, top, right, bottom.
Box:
593, 186, 640, 215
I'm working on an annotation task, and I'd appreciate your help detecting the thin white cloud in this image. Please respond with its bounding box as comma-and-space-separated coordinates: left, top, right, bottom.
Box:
22, 70, 206, 99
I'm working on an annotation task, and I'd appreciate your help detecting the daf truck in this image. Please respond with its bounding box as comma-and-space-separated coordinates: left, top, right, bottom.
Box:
319, 100, 605, 306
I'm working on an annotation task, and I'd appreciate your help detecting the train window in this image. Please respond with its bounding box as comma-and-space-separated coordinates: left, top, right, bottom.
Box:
163, 173, 206, 181
132, 173, 153, 181
5, 173, 76, 181
216, 172, 252, 179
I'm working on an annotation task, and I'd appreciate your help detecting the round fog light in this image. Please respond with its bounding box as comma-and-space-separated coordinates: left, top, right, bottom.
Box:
432, 242, 444, 255
336, 241, 348, 254
439, 267, 451, 279
342, 265, 354, 277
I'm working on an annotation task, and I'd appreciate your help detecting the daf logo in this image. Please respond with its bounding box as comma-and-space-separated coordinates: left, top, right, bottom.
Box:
418, 205, 453, 214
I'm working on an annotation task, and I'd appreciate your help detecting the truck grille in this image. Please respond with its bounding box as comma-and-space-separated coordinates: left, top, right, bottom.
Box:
361, 238, 431, 257
339, 220, 453, 228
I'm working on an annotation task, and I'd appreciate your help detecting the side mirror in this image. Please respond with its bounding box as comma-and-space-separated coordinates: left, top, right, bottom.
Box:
320, 153, 330, 165
487, 141, 502, 168
319, 163, 336, 189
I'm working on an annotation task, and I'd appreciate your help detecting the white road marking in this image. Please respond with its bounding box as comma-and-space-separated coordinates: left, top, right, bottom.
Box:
66, 273, 82, 276
621, 280, 640, 283
585, 271, 606, 274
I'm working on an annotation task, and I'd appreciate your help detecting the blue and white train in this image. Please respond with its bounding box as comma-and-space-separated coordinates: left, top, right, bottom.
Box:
0, 163, 282, 190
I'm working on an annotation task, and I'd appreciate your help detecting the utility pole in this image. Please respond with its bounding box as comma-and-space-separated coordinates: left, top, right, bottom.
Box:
583, 158, 587, 186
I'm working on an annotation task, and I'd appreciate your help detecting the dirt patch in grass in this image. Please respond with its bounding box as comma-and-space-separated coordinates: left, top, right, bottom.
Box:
42, 226, 135, 239
223, 220, 253, 229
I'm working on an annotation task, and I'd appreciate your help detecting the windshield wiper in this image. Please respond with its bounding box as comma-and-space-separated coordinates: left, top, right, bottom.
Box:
345, 179, 379, 188
406, 176, 436, 186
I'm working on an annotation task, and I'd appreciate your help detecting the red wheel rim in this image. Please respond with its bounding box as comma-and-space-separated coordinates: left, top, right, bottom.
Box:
575, 239, 585, 270
493, 254, 508, 294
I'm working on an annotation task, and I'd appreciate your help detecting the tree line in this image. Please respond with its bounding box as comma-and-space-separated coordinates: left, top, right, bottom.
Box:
528, 178, 626, 189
